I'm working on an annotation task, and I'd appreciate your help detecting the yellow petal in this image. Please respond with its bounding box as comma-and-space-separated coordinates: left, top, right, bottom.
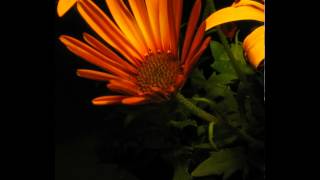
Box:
128, 0, 157, 53
145, 0, 162, 51
77, 0, 143, 63
243, 26, 264, 69
159, 0, 171, 51
205, 5, 264, 31
57, 0, 77, 17
105, 0, 149, 55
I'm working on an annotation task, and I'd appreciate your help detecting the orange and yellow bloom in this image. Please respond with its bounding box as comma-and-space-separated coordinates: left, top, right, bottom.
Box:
205, 0, 265, 69
58, 0, 210, 105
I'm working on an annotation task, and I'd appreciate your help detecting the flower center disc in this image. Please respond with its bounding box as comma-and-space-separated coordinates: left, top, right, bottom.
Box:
136, 53, 181, 93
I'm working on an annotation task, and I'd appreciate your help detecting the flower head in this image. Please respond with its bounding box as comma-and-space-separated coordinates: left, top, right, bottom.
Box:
58, 0, 211, 105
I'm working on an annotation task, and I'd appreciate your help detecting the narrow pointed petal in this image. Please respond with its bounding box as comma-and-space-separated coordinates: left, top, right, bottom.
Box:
57, 0, 77, 17
243, 26, 264, 69
205, 5, 264, 31
92, 95, 127, 106
183, 22, 206, 64
105, 0, 149, 55
167, 0, 179, 55
172, 0, 183, 44
181, 0, 202, 63
107, 80, 141, 96
76, 69, 120, 81
82, 32, 138, 73
128, 0, 157, 53
77, 0, 143, 63
184, 37, 212, 75
59, 35, 132, 79
122, 97, 148, 105
145, 0, 162, 51
159, 0, 171, 51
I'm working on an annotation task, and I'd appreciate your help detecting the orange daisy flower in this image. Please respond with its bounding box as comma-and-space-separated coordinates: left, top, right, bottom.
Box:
58, 0, 211, 106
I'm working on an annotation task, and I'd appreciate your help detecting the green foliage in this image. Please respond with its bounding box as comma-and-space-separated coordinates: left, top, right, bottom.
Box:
191, 147, 246, 179
185, 35, 264, 179
168, 119, 197, 130
210, 41, 237, 76
172, 162, 193, 180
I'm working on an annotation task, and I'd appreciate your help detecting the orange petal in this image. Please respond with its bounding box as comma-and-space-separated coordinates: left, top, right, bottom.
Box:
148, 87, 170, 101
181, 0, 202, 63
159, 0, 171, 51
76, 69, 120, 81
105, 0, 149, 55
57, 0, 77, 17
172, 0, 183, 45
77, 0, 143, 64
184, 37, 211, 75
243, 26, 264, 69
82, 32, 138, 73
107, 80, 141, 96
184, 22, 206, 65
128, 0, 157, 53
205, 5, 264, 31
92, 95, 127, 106
167, 0, 179, 55
59, 35, 132, 79
174, 74, 186, 91
145, 0, 162, 51
122, 97, 148, 105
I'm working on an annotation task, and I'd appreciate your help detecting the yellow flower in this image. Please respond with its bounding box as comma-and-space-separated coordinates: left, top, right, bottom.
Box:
57, 0, 78, 17
205, 0, 265, 69
58, 0, 210, 105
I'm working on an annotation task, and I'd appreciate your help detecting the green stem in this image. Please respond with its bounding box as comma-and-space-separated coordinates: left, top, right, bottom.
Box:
175, 92, 264, 148
175, 93, 219, 123
206, 0, 247, 82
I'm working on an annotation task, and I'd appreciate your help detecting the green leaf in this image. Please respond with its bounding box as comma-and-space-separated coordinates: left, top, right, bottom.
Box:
193, 143, 213, 149
168, 119, 197, 130
230, 43, 246, 65
213, 123, 238, 147
210, 41, 237, 75
172, 162, 192, 180
205, 73, 237, 99
208, 121, 218, 150
190, 68, 207, 89
210, 40, 254, 76
191, 147, 246, 180
197, 125, 207, 136
208, 73, 238, 87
